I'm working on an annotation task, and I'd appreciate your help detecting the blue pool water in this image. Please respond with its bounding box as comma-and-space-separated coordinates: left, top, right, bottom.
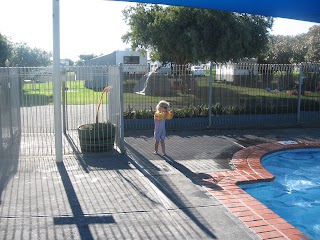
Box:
240, 148, 320, 239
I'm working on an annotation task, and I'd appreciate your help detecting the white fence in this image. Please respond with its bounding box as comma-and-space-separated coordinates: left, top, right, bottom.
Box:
1, 63, 320, 156
0, 68, 20, 153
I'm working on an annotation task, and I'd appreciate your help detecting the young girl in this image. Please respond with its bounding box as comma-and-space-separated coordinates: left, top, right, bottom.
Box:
154, 100, 173, 156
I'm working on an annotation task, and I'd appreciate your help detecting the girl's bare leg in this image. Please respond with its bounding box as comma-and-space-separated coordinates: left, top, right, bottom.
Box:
154, 141, 159, 154
160, 139, 166, 155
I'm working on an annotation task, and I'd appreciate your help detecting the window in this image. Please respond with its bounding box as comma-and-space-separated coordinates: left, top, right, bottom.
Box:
123, 56, 140, 64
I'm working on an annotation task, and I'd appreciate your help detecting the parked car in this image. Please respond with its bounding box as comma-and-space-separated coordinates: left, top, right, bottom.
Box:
191, 66, 205, 76
154, 66, 171, 75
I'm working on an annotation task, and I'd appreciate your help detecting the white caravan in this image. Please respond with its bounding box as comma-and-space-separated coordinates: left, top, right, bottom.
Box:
84, 49, 148, 74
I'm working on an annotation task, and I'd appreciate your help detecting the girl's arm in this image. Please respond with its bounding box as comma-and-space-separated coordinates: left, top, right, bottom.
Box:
166, 110, 173, 120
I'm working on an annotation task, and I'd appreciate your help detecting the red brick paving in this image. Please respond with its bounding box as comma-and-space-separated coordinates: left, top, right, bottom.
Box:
200, 141, 320, 240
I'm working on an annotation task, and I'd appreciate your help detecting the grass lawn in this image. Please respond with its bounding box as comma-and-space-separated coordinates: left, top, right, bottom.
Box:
22, 80, 109, 105
22, 79, 318, 107
22, 80, 197, 106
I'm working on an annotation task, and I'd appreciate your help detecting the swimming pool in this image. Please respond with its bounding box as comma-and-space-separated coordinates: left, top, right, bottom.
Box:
240, 148, 320, 239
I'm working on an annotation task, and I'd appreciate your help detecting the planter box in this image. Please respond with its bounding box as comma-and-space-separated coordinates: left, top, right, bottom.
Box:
78, 122, 115, 152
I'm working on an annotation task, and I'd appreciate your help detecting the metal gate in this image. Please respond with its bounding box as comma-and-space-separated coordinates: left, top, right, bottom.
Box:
63, 65, 124, 154
0, 65, 124, 157
0, 67, 20, 153
107, 65, 124, 152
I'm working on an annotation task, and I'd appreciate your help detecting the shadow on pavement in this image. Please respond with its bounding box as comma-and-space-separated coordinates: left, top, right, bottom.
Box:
64, 133, 90, 173
125, 142, 218, 239
55, 162, 115, 240
0, 133, 20, 205
65, 132, 133, 171
161, 154, 222, 190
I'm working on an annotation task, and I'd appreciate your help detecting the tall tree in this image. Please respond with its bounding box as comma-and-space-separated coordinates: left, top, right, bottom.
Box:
305, 25, 320, 62
263, 35, 299, 64
63, 58, 74, 66
122, 4, 273, 64
0, 33, 12, 67
262, 31, 316, 64
79, 54, 97, 61
11, 42, 52, 67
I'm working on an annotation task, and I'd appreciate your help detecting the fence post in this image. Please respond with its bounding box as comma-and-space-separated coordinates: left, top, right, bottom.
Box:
208, 62, 213, 127
119, 63, 125, 153
7, 67, 14, 144
17, 68, 22, 134
0, 91, 3, 153
52, 0, 63, 162
62, 81, 67, 134
297, 63, 303, 123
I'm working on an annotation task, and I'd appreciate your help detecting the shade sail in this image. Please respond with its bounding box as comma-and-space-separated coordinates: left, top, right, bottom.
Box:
109, 0, 320, 23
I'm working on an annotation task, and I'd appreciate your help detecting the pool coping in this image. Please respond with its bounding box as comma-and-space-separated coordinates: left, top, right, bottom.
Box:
202, 141, 320, 240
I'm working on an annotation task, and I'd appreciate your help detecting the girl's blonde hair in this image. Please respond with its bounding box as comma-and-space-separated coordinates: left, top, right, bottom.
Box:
156, 100, 170, 111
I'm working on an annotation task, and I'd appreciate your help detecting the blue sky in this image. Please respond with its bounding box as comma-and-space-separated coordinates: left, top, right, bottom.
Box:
0, 0, 319, 61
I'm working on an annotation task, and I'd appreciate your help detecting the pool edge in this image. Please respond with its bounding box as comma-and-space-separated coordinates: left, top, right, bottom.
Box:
203, 141, 320, 240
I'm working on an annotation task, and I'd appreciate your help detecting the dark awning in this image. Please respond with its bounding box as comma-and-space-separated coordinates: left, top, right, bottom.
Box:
109, 0, 320, 23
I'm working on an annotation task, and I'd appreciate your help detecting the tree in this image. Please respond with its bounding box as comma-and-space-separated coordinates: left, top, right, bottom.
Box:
11, 42, 52, 67
264, 35, 295, 64
122, 4, 273, 64
0, 33, 12, 67
75, 60, 84, 66
63, 58, 74, 66
262, 26, 320, 64
305, 25, 320, 62
79, 54, 97, 61
75, 54, 98, 66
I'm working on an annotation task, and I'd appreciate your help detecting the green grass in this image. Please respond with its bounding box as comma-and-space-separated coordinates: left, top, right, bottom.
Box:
197, 79, 306, 99
22, 80, 108, 105
23, 80, 198, 106
22, 78, 318, 107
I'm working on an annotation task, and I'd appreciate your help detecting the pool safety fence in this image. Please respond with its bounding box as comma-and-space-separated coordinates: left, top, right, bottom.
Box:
1, 63, 320, 156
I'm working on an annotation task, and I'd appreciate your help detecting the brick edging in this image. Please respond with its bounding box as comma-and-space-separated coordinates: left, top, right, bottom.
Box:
201, 141, 320, 240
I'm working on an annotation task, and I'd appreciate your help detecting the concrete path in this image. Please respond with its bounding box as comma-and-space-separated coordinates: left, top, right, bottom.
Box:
0, 127, 319, 239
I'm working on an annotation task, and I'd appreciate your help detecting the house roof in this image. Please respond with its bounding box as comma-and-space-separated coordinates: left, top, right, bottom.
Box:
108, 0, 320, 23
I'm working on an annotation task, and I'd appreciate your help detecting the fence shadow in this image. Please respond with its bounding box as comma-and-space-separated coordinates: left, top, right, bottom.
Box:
160, 154, 222, 190
64, 132, 132, 172
0, 132, 21, 205
54, 162, 115, 240
125, 142, 219, 239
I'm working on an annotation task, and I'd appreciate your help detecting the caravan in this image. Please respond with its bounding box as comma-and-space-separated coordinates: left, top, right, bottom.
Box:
84, 49, 148, 75
79, 49, 148, 89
